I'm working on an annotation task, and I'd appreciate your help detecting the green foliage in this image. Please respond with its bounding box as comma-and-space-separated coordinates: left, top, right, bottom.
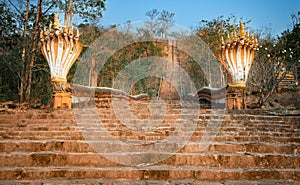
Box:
54, 0, 106, 23
0, 1, 298, 106
30, 56, 52, 106
95, 39, 207, 97
139, 9, 175, 39
0, 0, 106, 105
194, 15, 251, 86
97, 41, 165, 97
0, 3, 21, 101
196, 15, 251, 57
78, 24, 108, 46
279, 11, 300, 80
247, 12, 299, 105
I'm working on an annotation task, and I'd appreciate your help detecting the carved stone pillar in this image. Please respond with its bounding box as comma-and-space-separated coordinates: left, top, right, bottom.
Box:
40, 12, 82, 109
226, 82, 246, 110
218, 21, 258, 109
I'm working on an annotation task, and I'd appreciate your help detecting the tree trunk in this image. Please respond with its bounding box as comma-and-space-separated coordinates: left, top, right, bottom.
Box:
19, 0, 30, 102
90, 56, 98, 87
21, 0, 42, 103
64, 0, 73, 28
258, 71, 287, 106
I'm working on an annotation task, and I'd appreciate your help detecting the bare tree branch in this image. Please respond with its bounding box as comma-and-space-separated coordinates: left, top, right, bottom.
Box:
42, 2, 56, 15
7, 0, 22, 15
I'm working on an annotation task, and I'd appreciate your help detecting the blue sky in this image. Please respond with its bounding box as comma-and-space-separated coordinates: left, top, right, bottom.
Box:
99, 0, 299, 37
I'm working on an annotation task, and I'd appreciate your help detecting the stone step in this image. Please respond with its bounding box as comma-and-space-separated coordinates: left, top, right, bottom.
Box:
0, 166, 299, 181
1, 151, 299, 168
1, 119, 298, 132
1, 110, 299, 122
1, 127, 298, 135
0, 127, 298, 140
1, 116, 298, 127
1, 132, 299, 144
1, 122, 298, 133
0, 109, 299, 182
0, 178, 298, 185
0, 113, 75, 120
211, 136, 300, 143
0, 132, 298, 143
1, 131, 299, 144
1, 140, 298, 154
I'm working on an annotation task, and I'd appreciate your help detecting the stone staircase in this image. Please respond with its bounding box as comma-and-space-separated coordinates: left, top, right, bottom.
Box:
0, 99, 299, 184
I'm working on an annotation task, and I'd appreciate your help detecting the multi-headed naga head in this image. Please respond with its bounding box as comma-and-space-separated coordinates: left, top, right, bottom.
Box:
218, 21, 258, 89
40, 12, 82, 92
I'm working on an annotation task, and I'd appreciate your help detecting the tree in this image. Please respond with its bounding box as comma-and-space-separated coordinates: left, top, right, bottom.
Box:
1, 0, 106, 104
145, 9, 159, 39
195, 15, 251, 87
0, 2, 21, 101
158, 10, 174, 39
279, 11, 300, 82
138, 9, 175, 39
55, 0, 106, 23
196, 15, 251, 56
248, 12, 299, 106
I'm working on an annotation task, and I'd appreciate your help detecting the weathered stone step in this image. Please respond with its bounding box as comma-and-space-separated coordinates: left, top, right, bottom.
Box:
211, 136, 300, 143
0, 131, 83, 140
1, 122, 298, 137
2, 110, 299, 123
1, 120, 298, 132
2, 127, 298, 135
0, 112, 75, 120
1, 131, 299, 144
0, 117, 300, 129
1, 140, 298, 154
0, 178, 298, 185
0, 166, 299, 181
182, 142, 300, 154
0, 132, 298, 145
0, 119, 77, 126
74, 115, 299, 125
0, 108, 299, 182
0, 124, 298, 140
0, 132, 298, 144
1, 151, 299, 168
2, 119, 297, 129
1, 133, 299, 145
